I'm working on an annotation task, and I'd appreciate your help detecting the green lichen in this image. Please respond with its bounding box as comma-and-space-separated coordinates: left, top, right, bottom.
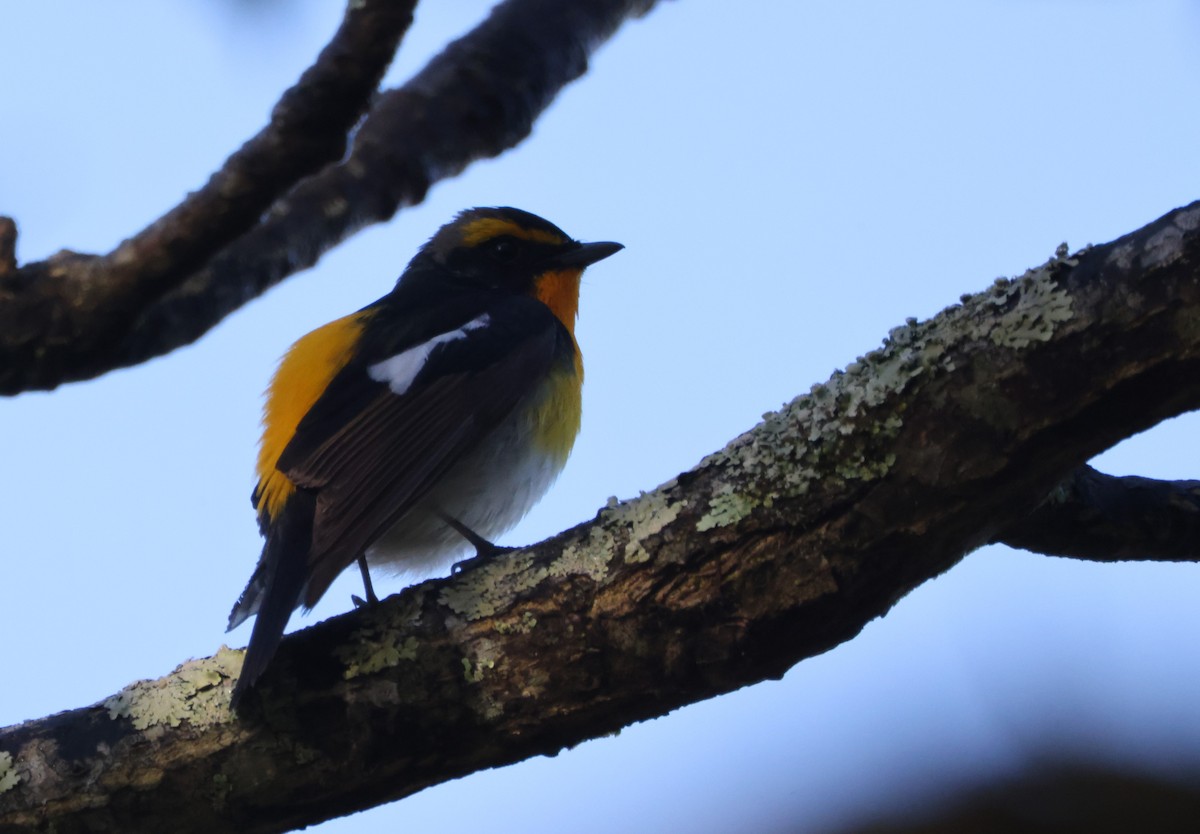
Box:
461, 639, 500, 683
694, 243, 1080, 532
338, 635, 419, 679
440, 488, 685, 621
460, 641, 505, 719
439, 551, 548, 620
104, 646, 243, 730
337, 602, 422, 679
696, 486, 759, 532
493, 611, 539, 635
555, 489, 685, 570
0, 751, 19, 794
984, 265, 1074, 349
461, 656, 494, 682
553, 518, 616, 580
622, 490, 683, 562
697, 333, 926, 522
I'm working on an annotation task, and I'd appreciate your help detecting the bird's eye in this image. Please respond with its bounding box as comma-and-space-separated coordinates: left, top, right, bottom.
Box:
487, 238, 518, 263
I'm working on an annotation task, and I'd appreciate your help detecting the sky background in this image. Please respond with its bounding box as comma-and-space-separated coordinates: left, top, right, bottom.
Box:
3, 2, 1200, 831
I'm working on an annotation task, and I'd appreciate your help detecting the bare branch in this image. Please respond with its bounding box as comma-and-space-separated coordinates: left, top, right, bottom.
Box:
0, 217, 15, 278
3, 201, 1199, 833
0, 0, 414, 393
994, 465, 1200, 562
0, 0, 659, 395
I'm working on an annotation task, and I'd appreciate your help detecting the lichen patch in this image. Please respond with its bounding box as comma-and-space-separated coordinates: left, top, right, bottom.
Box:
104, 647, 243, 730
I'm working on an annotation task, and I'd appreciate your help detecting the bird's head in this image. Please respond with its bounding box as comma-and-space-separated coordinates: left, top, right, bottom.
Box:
409, 207, 622, 325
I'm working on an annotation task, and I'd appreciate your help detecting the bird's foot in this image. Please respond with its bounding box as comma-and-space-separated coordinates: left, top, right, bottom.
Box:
450, 542, 515, 574
440, 513, 516, 573
352, 554, 380, 608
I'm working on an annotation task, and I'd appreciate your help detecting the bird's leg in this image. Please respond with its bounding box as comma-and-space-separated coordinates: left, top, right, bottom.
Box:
438, 512, 514, 573
351, 554, 380, 608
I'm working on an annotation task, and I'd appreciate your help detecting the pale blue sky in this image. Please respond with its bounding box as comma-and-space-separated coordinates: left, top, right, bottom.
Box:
3, 2, 1200, 832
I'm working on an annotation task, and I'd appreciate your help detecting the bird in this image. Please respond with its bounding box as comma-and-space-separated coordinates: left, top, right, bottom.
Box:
226, 207, 622, 708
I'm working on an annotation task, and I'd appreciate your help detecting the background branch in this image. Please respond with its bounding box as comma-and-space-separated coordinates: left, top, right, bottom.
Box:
0, 0, 414, 393
3, 201, 1198, 834
994, 465, 1200, 562
0, 0, 657, 395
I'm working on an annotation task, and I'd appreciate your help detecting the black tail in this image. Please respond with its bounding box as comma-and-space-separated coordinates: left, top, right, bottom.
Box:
230, 490, 316, 710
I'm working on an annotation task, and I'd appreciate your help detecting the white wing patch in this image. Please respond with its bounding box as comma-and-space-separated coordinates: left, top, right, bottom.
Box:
368, 314, 491, 395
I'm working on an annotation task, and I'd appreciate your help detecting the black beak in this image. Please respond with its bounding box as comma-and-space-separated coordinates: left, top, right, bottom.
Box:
545, 240, 624, 269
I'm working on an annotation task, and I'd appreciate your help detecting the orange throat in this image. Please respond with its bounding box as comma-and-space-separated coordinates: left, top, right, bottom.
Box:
534, 268, 582, 337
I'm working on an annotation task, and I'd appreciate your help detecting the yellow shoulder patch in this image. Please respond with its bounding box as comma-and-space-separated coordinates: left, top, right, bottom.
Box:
254, 308, 375, 525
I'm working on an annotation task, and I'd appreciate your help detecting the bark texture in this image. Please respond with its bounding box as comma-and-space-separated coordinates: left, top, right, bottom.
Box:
2, 202, 1198, 834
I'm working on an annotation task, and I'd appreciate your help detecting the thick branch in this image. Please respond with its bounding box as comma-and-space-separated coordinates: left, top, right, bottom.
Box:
3, 202, 1199, 833
994, 465, 1200, 562
0, 0, 658, 395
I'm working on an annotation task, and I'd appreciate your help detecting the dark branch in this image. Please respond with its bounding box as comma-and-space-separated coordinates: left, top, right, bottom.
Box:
106, 0, 418, 293
0, 0, 658, 395
837, 763, 1200, 834
0, 217, 15, 277
3, 202, 1199, 833
0, 0, 414, 394
994, 465, 1200, 562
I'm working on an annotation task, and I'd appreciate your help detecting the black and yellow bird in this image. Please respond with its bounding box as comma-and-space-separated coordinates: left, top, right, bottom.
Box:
227, 207, 622, 707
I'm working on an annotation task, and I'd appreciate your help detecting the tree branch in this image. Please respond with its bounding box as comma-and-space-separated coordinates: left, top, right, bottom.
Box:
0, 0, 415, 394
994, 465, 1200, 562
0, 218, 15, 278
2, 202, 1198, 833
0, 0, 658, 396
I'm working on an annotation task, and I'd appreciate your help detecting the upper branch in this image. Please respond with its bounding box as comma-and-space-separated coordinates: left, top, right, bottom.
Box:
0, 0, 415, 393
0, 0, 658, 395
3, 202, 1198, 833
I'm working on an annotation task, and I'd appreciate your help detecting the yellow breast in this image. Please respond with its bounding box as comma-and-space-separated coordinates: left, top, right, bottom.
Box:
529, 360, 583, 464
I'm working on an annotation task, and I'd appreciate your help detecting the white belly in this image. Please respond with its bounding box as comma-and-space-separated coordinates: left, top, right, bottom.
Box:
365, 403, 571, 575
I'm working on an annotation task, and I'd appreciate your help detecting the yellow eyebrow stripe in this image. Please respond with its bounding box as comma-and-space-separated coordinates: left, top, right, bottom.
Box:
459, 217, 565, 247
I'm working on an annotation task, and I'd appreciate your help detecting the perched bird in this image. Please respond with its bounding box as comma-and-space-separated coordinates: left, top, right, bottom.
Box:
227, 207, 622, 707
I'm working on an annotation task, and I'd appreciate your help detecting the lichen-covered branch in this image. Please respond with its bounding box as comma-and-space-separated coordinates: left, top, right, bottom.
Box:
0, 0, 659, 395
2, 202, 1199, 834
995, 465, 1200, 562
